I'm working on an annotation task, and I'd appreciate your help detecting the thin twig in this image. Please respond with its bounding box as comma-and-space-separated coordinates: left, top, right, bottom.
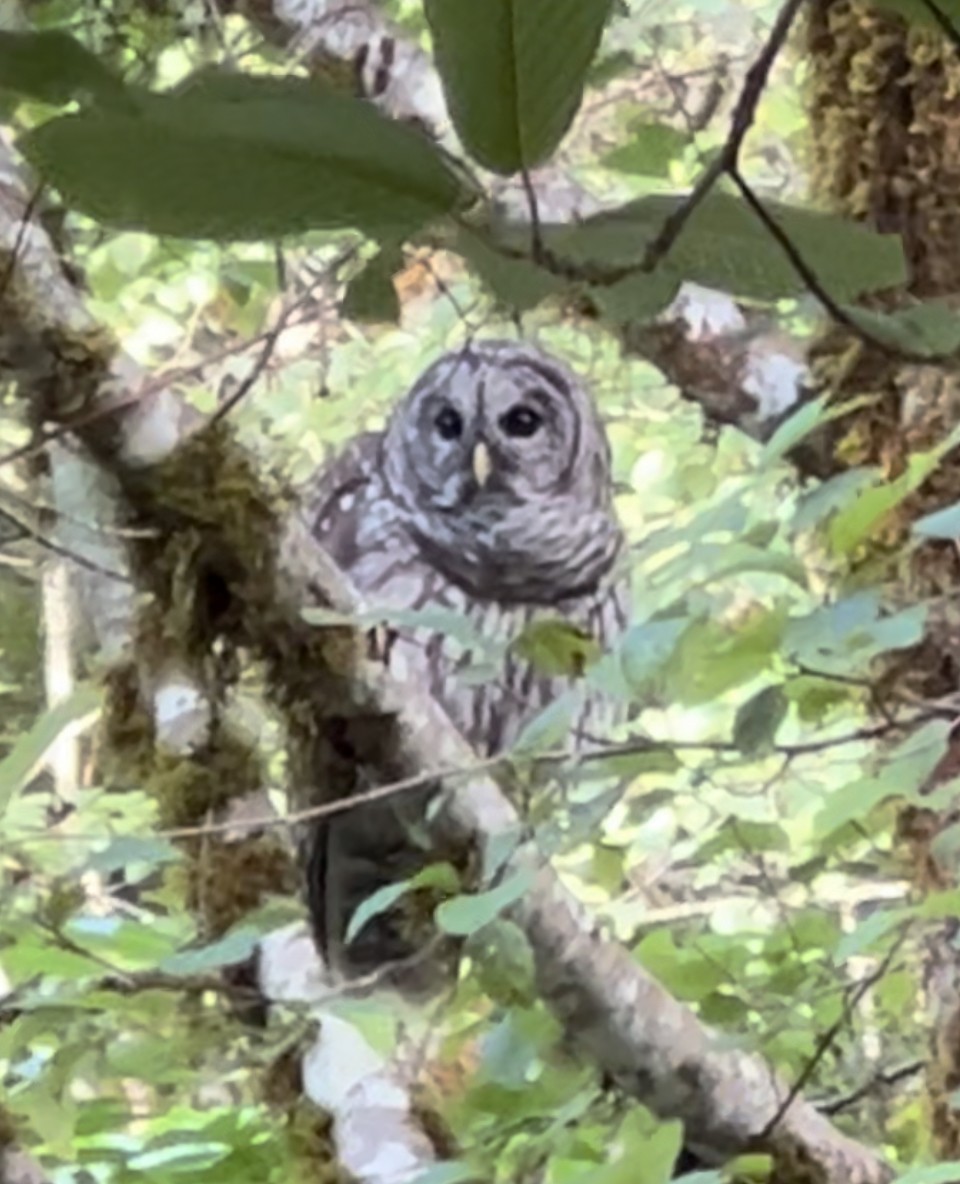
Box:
0, 182, 44, 299
641, 0, 805, 271
817, 1058, 924, 1116
16, 708, 945, 847
759, 930, 908, 1138
728, 167, 937, 363
209, 303, 291, 424
0, 501, 130, 582
520, 166, 545, 264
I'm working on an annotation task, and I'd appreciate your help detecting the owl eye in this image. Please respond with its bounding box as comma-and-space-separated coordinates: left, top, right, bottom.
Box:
499, 405, 542, 438
434, 406, 464, 440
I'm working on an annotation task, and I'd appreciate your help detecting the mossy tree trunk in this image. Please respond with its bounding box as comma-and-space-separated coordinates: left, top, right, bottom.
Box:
807, 0, 960, 1157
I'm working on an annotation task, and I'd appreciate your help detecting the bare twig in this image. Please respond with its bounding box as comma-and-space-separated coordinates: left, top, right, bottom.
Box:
817, 1059, 925, 1116
16, 707, 945, 848
759, 932, 908, 1139
640, 0, 806, 272
728, 167, 937, 363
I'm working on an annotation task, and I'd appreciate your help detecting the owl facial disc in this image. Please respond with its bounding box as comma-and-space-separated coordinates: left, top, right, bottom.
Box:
383, 340, 623, 603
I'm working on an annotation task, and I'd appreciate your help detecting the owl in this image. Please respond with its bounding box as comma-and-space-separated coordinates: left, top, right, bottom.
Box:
303, 339, 630, 985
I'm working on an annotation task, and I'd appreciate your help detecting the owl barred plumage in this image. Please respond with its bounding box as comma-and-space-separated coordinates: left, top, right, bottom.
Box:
304, 339, 631, 983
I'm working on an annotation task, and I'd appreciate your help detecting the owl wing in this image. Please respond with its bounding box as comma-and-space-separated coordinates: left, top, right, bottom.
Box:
302, 432, 452, 990
305, 430, 384, 572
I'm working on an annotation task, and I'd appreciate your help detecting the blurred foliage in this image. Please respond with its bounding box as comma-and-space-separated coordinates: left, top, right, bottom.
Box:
0, 0, 954, 1181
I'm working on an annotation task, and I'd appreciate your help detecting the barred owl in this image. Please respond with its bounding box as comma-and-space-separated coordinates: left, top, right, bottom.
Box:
304, 339, 630, 985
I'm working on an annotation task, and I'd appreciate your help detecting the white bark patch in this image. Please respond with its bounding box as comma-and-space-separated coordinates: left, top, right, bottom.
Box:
743, 346, 807, 423
153, 680, 212, 751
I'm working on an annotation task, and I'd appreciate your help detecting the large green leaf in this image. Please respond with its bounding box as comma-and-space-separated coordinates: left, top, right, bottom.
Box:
20, 74, 471, 241
436, 869, 536, 936
844, 300, 960, 359
424, 0, 613, 174
829, 420, 960, 554
871, 0, 960, 29
0, 31, 129, 108
465, 190, 906, 325
561, 191, 907, 305
342, 247, 403, 324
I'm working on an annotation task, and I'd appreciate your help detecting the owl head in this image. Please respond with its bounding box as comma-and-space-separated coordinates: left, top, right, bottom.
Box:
382, 340, 623, 603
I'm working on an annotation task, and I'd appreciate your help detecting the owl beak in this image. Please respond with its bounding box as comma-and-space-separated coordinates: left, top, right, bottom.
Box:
471, 440, 493, 487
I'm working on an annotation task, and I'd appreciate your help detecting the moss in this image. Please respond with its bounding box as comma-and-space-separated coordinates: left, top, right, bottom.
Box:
806, 1, 960, 294
287, 1103, 355, 1184
261, 1044, 305, 1110
98, 662, 157, 783
193, 836, 298, 937
806, 4, 960, 1156
149, 732, 263, 828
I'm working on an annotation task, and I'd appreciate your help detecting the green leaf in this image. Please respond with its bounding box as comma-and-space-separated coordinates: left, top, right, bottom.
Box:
0, 683, 101, 820
128, 1141, 231, 1172
65, 913, 184, 968
834, 909, 905, 963
760, 394, 874, 467
915, 500, 960, 540
814, 721, 951, 838
466, 918, 537, 1006
588, 270, 682, 325
665, 609, 785, 706
0, 31, 129, 107
733, 686, 788, 756
792, 468, 878, 532
723, 1155, 773, 1183
2, 941, 105, 983
784, 592, 926, 675
602, 122, 691, 177
342, 248, 402, 324
616, 618, 688, 694
892, 1166, 960, 1184
425, 0, 613, 174
345, 862, 459, 944
511, 693, 578, 754
379, 606, 501, 657
453, 227, 564, 311
633, 930, 727, 1003
917, 888, 960, 920
435, 868, 536, 936
871, 0, 960, 30
158, 927, 260, 976
20, 75, 470, 241
86, 836, 181, 878
843, 299, 960, 358
829, 422, 960, 554
696, 820, 790, 862
557, 190, 907, 305
578, 1110, 683, 1184
412, 1165, 484, 1184
511, 618, 601, 677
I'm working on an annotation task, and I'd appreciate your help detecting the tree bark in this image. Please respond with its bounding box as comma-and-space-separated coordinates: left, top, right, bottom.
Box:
805, 0, 960, 1159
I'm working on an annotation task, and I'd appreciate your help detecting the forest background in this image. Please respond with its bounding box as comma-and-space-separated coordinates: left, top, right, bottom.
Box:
2, 1, 960, 1182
